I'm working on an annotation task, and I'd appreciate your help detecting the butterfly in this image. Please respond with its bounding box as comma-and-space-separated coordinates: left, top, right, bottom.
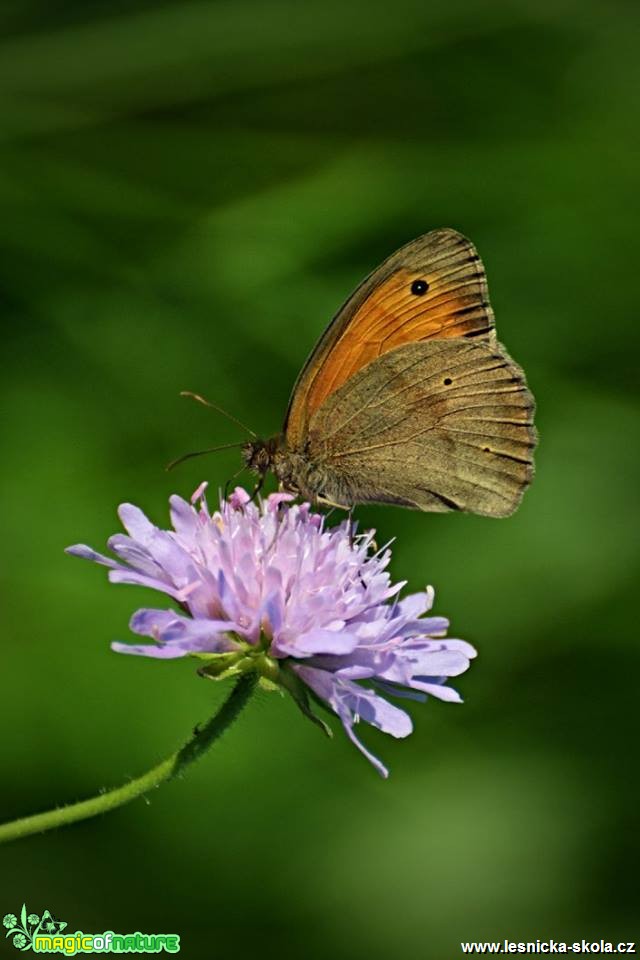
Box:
37, 911, 67, 935
239, 229, 536, 517
177, 229, 536, 516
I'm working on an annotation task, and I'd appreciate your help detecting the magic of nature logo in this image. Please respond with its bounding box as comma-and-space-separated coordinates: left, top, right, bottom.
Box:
3, 905, 180, 954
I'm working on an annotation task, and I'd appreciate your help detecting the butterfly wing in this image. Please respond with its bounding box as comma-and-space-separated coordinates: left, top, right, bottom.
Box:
284, 229, 494, 448
39, 912, 67, 935
306, 338, 536, 517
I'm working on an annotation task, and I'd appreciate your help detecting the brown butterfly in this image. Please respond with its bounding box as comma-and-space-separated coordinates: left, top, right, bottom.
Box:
181, 229, 536, 517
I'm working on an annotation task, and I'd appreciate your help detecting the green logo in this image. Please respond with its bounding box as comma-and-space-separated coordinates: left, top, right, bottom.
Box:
4, 906, 66, 951
3, 906, 180, 954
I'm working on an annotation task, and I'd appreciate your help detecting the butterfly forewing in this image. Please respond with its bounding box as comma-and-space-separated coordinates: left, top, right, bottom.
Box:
306, 339, 536, 517
284, 229, 495, 448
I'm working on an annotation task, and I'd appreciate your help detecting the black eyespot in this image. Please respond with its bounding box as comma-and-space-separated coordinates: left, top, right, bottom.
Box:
443, 377, 452, 385
411, 279, 429, 296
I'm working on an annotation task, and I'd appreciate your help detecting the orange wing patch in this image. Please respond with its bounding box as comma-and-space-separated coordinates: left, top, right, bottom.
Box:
285, 229, 495, 447
305, 267, 493, 419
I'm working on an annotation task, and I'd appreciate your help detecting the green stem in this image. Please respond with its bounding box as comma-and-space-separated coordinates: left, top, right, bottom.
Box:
0, 672, 257, 846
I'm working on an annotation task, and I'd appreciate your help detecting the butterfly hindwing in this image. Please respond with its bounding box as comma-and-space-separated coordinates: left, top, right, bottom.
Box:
306, 338, 536, 517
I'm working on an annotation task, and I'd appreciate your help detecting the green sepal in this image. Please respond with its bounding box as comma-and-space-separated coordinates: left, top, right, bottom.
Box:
196, 651, 246, 681
191, 650, 241, 664
279, 667, 333, 739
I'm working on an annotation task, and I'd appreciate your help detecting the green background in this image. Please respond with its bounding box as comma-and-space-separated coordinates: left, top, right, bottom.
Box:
2, 0, 638, 956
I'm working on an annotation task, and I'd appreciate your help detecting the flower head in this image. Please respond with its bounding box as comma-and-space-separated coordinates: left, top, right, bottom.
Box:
27, 914, 39, 926
3, 914, 16, 930
68, 485, 476, 777
13, 934, 27, 948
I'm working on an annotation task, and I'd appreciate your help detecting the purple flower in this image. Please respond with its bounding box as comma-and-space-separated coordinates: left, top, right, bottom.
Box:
67, 485, 476, 777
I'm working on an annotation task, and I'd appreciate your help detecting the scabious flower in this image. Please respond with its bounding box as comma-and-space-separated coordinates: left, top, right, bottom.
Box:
67, 485, 476, 777
3, 915, 16, 930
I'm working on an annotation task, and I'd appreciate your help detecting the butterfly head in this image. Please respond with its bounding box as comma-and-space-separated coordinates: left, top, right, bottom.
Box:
242, 435, 280, 477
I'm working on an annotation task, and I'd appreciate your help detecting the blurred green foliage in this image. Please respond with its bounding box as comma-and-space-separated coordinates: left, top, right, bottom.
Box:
1, 0, 638, 956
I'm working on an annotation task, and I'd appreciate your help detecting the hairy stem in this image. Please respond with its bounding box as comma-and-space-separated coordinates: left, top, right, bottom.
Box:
0, 672, 257, 845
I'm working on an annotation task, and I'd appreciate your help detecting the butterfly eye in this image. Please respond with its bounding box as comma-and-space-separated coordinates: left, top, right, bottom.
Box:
410, 279, 429, 296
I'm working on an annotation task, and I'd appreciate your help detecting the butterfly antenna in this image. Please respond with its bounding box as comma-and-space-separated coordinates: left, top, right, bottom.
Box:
166, 441, 247, 472
180, 391, 256, 438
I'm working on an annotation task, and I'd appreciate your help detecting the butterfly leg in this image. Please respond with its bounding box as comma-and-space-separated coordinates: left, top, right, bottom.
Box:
346, 507, 369, 589
248, 475, 265, 503
223, 464, 249, 502
316, 494, 351, 510
346, 505, 358, 545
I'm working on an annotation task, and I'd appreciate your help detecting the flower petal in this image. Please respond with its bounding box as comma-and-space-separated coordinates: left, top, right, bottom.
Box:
229, 487, 251, 509
169, 495, 200, 541
111, 641, 191, 659
407, 649, 471, 677
294, 665, 412, 777
343, 723, 390, 779
107, 534, 166, 578
274, 628, 360, 658
409, 679, 464, 702
374, 681, 427, 703
129, 608, 183, 636
396, 588, 435, 618
129, 607, 238, 650
266, 492, 296, 512
108, 568, 185, 600
190, 481, 209, 504
336, 678, 413, 738
117, 503, 157, 542
65, 544, 119, 568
